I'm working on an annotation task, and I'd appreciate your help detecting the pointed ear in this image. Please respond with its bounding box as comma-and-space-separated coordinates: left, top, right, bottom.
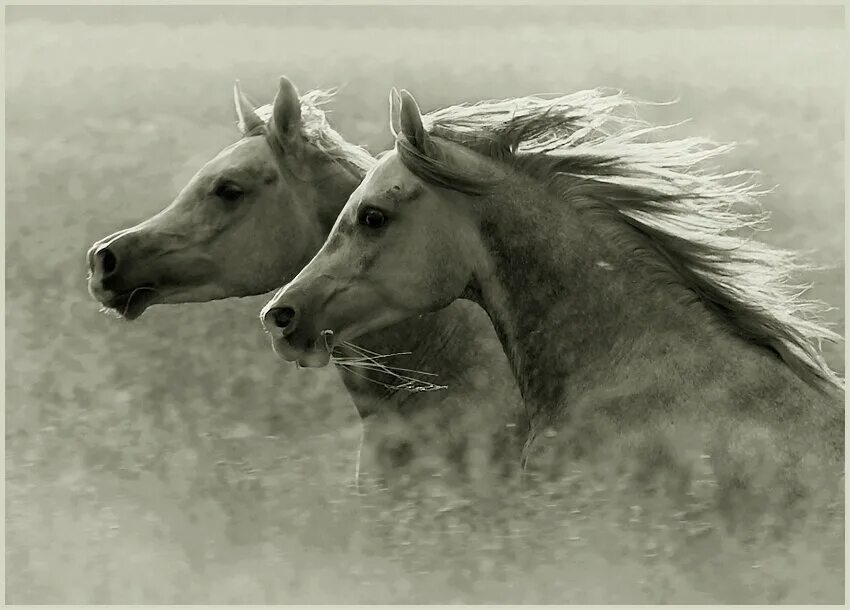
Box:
398, 89, 428, 150
233, 80, 265, 135
271, 75, 302, 145
388, 87, 402, 137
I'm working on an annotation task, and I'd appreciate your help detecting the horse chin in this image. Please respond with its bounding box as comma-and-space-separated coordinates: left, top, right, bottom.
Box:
297, 351, 333, 368
101, 287, 158, 321
270, 335, 331, 368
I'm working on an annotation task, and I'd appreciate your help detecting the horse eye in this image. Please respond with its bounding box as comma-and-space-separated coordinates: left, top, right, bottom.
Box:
359, 207, 388, 230
214, 182, 244, 202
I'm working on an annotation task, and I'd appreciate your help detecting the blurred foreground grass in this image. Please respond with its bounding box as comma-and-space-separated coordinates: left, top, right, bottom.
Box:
5, 8, 845, 603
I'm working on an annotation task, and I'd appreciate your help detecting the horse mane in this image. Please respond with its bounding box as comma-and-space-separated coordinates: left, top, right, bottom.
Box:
249, 88, 376, 176
395, 89, 844, 392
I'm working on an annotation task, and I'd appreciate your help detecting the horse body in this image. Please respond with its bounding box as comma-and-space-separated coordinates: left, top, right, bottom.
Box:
86, 77, 524, 487
263, 87, 843, 522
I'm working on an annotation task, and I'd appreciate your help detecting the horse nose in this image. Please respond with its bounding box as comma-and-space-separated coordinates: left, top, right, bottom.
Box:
263, 305, 299, 335
88, 243, 119, 279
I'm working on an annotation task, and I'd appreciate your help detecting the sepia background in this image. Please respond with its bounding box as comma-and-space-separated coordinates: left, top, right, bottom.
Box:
5, 5, 845, 603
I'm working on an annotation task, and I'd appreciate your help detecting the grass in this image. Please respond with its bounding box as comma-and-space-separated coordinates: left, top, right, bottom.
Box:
5, 8, 845, 603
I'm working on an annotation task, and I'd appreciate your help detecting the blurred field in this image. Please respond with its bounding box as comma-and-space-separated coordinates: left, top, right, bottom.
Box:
4, 7, 845, 604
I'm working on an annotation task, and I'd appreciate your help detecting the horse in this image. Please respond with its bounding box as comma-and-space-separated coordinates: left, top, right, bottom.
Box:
261, 87, 844, 528
86, 76, 525, 490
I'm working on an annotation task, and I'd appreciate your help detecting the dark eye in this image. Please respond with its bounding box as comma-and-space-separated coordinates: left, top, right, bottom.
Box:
214, 181, 244, 202
359, 207, 388, 230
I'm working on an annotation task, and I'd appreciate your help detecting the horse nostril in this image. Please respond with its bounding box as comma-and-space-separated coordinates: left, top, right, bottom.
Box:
95, 247, 118, 277
268, 306, 297, 332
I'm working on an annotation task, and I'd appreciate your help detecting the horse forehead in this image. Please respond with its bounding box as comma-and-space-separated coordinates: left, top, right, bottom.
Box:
208, 137, 274, 172
365, 153, 416, 192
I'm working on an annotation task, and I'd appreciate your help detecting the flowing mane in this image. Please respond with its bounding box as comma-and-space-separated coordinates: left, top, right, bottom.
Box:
394, 89, 843, 392
249, 89, 376, 175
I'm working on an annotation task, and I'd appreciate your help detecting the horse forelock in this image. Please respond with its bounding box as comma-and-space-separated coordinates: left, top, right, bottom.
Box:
395, 90, 844, 393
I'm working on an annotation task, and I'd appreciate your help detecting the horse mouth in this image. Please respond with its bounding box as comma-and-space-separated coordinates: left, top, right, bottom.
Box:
270, 334, 333, 368
101, 286, 158, 320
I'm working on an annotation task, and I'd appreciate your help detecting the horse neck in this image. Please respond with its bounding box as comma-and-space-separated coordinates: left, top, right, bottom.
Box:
467, 175, 722, 420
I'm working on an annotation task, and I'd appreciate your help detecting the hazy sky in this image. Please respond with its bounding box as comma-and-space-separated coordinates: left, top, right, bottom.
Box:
6, 5, 843, 29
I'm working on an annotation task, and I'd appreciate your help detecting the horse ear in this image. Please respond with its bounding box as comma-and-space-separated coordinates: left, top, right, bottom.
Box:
233, 80, 264, 135
388, 87, 402, 137
272, 75, 303, 145
398, 89, 428, 150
